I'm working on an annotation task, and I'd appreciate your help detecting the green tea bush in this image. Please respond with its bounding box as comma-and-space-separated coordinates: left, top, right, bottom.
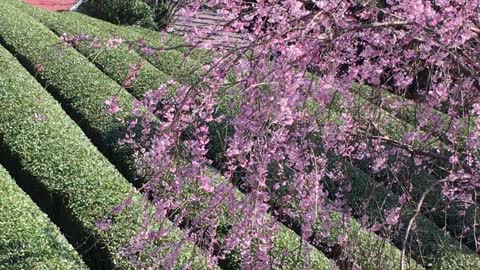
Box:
0, 164, 87, 270
83, 0, 156, 28
11, 1, 174, 99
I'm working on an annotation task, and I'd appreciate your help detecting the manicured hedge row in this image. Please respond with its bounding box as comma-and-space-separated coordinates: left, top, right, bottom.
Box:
125, 24, 213, 64
292, 94, 480, 268
0, 1, 141, 179
203, 107, 426, 267
266, 171, 424, 269
203, 170, 334, 269
352, 84, 473, 144
48, 10, 206, 84
0, 164, 87, 270
33, 6, 207, 85
82, 0, 155, 28
10, 0, 210, 89
66, 7, 478, 268
298, 96, 480, 268
0, 11, 208, 270
8, 0, 174, 100
0, 3, 334, 268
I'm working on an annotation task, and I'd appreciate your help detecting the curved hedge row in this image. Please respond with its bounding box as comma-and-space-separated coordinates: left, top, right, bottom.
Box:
0, 164, 87, 270
71, 8, 480, 268
9, 0, 174, 100
115, 17, 477, 267
43, 5, 204, 85
5, 1, 468, 268
35, 6, 205, 85
292, 93, 480, 268
343, 164, 480, 269
203, 170, 334, 269
0, 17, 208, 270
352, 84, 473, 145
277, 91, 480, 269
0, 0, 141, 179
82, 0, 155, 28
0, 3, 334, 269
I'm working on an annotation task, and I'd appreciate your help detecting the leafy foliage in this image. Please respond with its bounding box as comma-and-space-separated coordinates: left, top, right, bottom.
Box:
83, 0, 156, 28
0, 164, 87, 270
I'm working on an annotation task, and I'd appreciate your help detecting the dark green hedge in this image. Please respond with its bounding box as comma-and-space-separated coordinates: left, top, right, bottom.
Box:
82, 0, 156, 28
189, 170, 335, 270
10, 0, 210, 92
280, 93, 480, 269
280, 91, 480, 268
205, 106, 426, 268
352, 84, 472, 143
0, 9, 208, 270
267, 170, 424, 269
0, 164, 87, 270
0, 0, 141, 179
56, 6, 209, 83
53, 9, 206, 85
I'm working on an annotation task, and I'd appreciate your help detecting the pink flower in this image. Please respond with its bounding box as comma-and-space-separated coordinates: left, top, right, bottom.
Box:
385, 207, 401, 226
106, 37, 123, 49
104, 95, 121, 114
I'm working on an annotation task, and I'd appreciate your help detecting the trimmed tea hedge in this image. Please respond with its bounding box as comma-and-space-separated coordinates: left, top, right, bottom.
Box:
10, 0, 210, 90
205, 107, 426, 267
352, 84, 473, 144
0, 164, 87, 270
0, 1, 141, 178
296, 93, 480, 268
267, 167, 424, 270
203, 170, 334, 269
48, 10, 205, 84
0, 23, 208, 270
43, 7, 207, 84
0, 3, 334, 268
82, 0, 155, 28
125, 24, 213, 64
293, 92, 480, 269
8, 0, 174, 99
